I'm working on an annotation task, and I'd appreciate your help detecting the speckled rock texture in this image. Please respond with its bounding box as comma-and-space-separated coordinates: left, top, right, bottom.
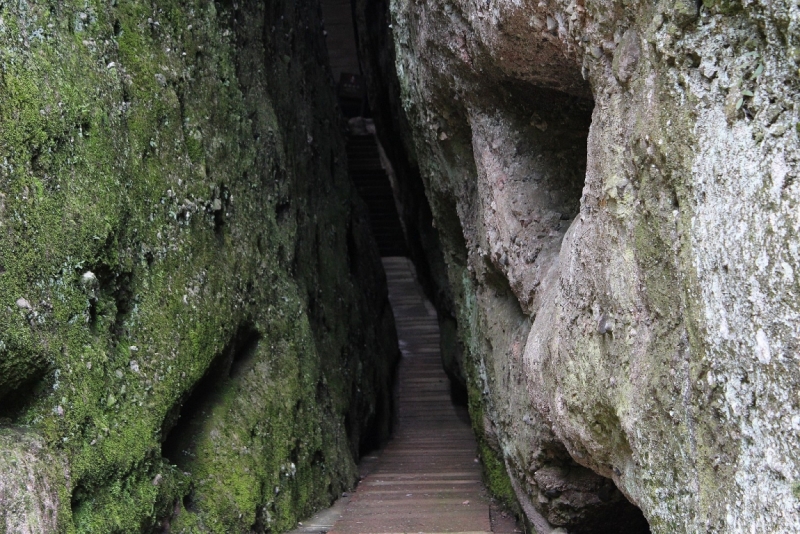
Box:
0, 0, 398, 532
378, 0, 800, 531
0, 429, 69, 533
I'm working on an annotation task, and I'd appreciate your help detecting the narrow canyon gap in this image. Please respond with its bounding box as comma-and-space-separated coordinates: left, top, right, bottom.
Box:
0, 0, 799, 532
355, 0, 800, 531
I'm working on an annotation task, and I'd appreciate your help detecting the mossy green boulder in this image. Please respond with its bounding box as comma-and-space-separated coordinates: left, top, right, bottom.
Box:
0, 0, 398, 531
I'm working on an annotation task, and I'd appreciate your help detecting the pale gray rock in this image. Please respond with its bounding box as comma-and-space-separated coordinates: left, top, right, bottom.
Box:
387, 0, 800, 530
0, 429, 69, 533
611, 30, 640, 84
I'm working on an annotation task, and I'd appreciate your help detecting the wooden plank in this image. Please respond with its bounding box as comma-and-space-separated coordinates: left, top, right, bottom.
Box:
326, 258, 498, 532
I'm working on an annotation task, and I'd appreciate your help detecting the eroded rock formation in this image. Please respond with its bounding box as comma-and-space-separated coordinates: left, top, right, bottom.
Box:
358, 0, 800, 531
0, 0, 397, 531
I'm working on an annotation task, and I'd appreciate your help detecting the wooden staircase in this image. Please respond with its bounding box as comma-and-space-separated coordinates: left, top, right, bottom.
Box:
347, 135, 408, 257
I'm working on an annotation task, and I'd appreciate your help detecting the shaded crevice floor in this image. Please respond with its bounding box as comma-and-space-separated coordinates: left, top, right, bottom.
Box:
291, 257, 522, 534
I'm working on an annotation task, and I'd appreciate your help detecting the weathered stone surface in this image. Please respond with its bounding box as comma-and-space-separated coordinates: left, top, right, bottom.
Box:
0, 0, 397, 531
380, 0, 800, 531
0, 429, 69, 533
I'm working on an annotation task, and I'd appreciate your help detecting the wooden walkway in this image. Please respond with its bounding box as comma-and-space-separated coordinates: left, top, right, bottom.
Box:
325, 258, 521, 534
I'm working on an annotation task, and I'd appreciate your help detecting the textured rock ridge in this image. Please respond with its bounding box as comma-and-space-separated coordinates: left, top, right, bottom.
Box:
353, 0, 467, 393
0, 0, 397, 531
374, 0, 800, 531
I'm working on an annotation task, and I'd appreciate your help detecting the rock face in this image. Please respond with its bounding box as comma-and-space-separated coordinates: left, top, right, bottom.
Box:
0, 429, 68, 534
0, 0, 397, 531
354, 0, 471, 397
373, 0, 800, 531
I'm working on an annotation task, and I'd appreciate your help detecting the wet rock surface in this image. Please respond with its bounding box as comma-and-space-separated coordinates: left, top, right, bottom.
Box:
361, 0, 800, 531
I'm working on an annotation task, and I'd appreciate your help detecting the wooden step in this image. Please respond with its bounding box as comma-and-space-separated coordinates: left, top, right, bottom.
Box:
346, 133, 408, 257
324, 258, 523, 534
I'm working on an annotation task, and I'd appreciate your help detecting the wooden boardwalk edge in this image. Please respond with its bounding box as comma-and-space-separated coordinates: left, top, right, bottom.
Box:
291, 258, 522, 534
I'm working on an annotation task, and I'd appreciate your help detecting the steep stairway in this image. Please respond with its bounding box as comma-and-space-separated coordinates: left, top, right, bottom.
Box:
347, 135, 408, 257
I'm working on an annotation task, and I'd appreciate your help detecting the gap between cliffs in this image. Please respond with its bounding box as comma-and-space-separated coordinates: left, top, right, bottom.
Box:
346, 0, 654, 531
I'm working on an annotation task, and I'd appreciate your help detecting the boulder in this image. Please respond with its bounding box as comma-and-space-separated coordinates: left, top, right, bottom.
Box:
379, 0, 800, 530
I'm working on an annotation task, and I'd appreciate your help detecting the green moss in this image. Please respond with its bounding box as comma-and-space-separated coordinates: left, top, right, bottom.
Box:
71, 461, 189, 533
478, 441, 518, 511
165, 319, 347, 533
0, 0, 394, 531
463, 339, 521, 516
185, 135, 205, 165
702, 0, 743, 15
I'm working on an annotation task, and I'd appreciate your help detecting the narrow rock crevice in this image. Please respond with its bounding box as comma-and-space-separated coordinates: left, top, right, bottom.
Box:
160, 323, 261, 468
350, 0, 658, 526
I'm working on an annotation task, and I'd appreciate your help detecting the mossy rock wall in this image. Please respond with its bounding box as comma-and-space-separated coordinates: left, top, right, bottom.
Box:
0, 0, 399, 531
